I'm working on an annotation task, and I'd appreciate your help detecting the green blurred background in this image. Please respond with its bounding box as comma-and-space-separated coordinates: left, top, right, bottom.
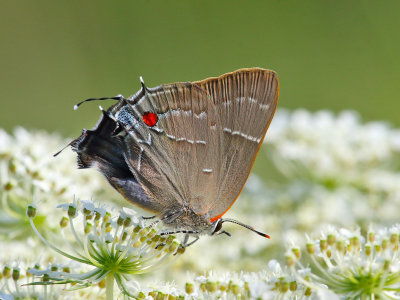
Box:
1, 0, 400, 137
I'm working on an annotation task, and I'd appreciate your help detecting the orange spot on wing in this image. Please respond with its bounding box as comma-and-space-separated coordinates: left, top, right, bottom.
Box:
143, 112, 158, 127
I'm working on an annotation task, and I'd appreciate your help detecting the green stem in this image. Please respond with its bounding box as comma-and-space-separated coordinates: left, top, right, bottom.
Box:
106, 272, 114, 300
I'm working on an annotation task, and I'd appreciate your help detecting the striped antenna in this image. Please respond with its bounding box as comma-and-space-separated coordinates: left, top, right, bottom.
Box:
73, 94, 125, 110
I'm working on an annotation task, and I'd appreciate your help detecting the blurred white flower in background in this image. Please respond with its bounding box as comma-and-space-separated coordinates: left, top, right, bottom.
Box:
265, 109, 400, 185
147, 109, 400, 281
0, 260, 106, 300
287, 224, 400, 299
0, 128, 119, 241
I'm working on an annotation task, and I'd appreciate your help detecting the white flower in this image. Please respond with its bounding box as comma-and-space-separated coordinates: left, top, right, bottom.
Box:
289, 224, 400, 299
27, 199, 184, 298
0, 128, 119, 241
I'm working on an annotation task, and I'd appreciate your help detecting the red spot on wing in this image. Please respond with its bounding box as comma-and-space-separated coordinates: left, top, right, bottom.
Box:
143, 112, 158, 127
210, 213, 224, 223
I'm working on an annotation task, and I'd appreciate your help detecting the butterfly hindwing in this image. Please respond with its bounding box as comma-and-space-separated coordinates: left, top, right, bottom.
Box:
195, 68, 279, 220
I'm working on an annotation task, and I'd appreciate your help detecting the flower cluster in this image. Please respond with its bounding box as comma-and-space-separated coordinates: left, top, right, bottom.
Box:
0, 261, 106, 300
287, 224, 400, 299
0, 128, 118, 241
137, 261, 329, 299
260, 110, 400, 229
265, 109, 400, 184
26, 200, 183, 298
2, 109, 400, 299
136, 110, 400, 280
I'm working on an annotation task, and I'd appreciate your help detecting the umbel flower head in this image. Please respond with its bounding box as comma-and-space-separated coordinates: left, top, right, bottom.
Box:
0, 261, 106, 300
266, 109, 400, 184
0, 128, 117, 241
27, 200, 183, 298
135, 261, 329, 300
287, 224, 400, 299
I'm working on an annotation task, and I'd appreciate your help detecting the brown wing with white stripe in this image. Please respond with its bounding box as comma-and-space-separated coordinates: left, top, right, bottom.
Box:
108, 82, 223, 216
195, 68, 279, 220
108, 68, 278, 220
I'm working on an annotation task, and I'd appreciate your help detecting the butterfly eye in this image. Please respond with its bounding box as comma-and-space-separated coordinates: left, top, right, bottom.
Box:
142, 112, 158, 127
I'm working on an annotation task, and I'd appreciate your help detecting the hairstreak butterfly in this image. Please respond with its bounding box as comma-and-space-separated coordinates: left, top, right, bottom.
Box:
65, 68, 279, 247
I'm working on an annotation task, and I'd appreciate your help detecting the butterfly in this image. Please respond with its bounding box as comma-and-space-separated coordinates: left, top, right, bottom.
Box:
69, 68, 279, 247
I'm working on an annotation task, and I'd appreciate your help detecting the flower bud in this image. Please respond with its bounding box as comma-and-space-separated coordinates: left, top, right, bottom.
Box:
3, 266, 11, 278
327, 234, 336, 245
60, 216, 69, 228
279, 280, 289, 293
365, 244, 372, 256
124, 217, 132, 227
185, 283, 194, 294
4, 182, 13, 191
166, 235, 175, 245
42, 273, 50, 282
168, 241, 179, 253
390, 233, 398, 245
98, 279, 106, 289
285, 254, 296, 267
289, 281, 297, 291
12, 268, 20, 281
84, 222, 93, 235
68, 205, 77, 218
117, 215, 125, 226
382, 239, 388, 250
306, 243, 315, 255
206, 281, 217, 293
103, 212, 111, 222
176, 247, 185, 255
320, 239, 327, 252
147, 228, 157, 239
26, 204, 37, 218
200, 283, 206, 292
231, 284, 240, 295
368, 231, 375, 243
292, 247, 301, 259
139, 227, 149, 237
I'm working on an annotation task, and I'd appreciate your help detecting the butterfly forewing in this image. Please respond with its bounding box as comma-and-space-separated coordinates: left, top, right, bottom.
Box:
111, 83, 222, 216
108, 68, 278, 221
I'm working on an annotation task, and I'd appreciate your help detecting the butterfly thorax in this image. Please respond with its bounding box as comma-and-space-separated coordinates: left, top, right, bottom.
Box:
161, 206, 216, 235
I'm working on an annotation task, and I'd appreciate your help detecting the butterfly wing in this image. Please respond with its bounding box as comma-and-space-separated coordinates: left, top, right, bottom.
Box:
107, 68, 278, 221
71, 111, 153, 211
195, 68, 279, 221
108, 82, 222, 217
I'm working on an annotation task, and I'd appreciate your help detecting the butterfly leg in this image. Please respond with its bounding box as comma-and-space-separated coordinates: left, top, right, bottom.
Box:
217, 230, 231, 237
154, 230, 199, 251
147, 209, 184, 228
183, 235, 200, 247
160, 230, 199, 236
141, 215, 156, 220
172, 234, 199, 255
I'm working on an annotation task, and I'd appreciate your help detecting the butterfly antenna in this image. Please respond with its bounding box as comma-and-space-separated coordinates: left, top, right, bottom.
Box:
220, 218, 270, 239
53, 141, 73, 157
140, 76, 149, 93
73, 94, 125, 110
